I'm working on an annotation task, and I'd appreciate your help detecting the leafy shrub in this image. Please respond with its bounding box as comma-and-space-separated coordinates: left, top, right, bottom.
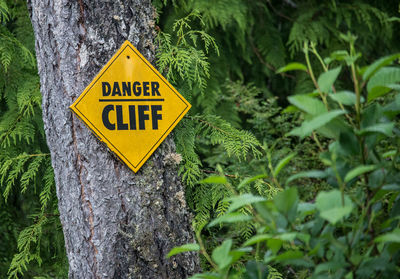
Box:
168, 37, 400, 278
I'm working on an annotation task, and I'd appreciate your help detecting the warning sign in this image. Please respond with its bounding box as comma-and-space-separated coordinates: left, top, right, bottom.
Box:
70, 40, 191, 173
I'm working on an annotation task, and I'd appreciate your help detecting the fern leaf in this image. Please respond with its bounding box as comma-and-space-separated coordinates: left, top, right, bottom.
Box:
7, 214, 47, 279
20, 155, 44, 194
195, 114, 262, 160
39, 160, 55, 212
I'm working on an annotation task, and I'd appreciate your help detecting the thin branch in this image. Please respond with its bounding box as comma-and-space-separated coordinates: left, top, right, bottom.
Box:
266, 0, 295, 21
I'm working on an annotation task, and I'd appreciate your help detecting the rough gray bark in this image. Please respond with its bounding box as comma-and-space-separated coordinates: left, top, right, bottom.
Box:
28, 1, 199, 278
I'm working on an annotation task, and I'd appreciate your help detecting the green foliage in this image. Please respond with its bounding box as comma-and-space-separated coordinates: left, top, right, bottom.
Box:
155, 12, 271, 235
0, 0, 67, 277
156, 11, 218, 93
168, 43, 400, 278
7, 214, 48, 278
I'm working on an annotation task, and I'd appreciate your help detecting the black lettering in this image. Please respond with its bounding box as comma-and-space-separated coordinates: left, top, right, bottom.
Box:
143, 82, 150, 96
151, 105, 162, 130
122, 82, 131, 96
151, 82, 161, 96
129, 105, 136, 130
102, 82, 111, 96
133, 82, 141, 96
102, 105, 115, 130
112, 82, 122, 96
116, 105, 128, 130
138, 105, 149, 130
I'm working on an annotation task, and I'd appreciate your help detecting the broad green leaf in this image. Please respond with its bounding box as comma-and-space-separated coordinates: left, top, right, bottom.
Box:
338, 131, 360, 156
327, 50, 349, 63
315, 262, 347, 274
189, 273, 220, 279
237, 174, 268, 190
273, 250, 303, 262
375, 229, 400, 243
316, 118, 349, 139
199, 176, 227, 184
278, 232, 298, 241
362, 53, 400, 81
276, 62, 307, 73
282, 105, 299, 113
286, 170, 327, 185
328, 91, 358, 105
243, 234, 272, 246
367, 67, 400, 101
297, 202, 316, 220
274, 187, 298, 222
383, 94, 400, 118
357, 123, 394, 137
289, 110, 346, 139
211, 239, 233, 270
318, 67, 341, 93
382, 184, 400, 191
288, 95, 326, 115
367, 84, 400, 102
244, 233, 300, 249
382, 150, 397, 158
344, 165, 377, 183
316, 190, 353, 224
361, 103, 383, 128
267, 238, 282, 254
208, 212, 252, 227
230, 246, 252, 263
167, 243, 200, 258
273, 153, 296, 177
225, 194, 266, 213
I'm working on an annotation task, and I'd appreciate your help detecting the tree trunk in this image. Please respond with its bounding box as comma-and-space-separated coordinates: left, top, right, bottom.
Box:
28, 1, 199, 278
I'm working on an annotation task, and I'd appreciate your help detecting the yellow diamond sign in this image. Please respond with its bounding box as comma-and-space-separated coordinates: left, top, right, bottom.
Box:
70, 40, 191, 173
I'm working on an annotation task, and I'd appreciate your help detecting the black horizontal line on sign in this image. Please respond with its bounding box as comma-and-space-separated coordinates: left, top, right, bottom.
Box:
99, 99, 165, 102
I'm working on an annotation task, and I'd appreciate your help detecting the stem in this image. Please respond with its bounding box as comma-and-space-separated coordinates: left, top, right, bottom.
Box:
349, 44, 361, 128
267, 150, 283, 189
255, 242, 261, 261
331, 157, 345, 206
196, 231, 218, 270
312, 132, 324, 152
311, 44, 356, 126
304, 43, 329, 110
311, 43, 328, 72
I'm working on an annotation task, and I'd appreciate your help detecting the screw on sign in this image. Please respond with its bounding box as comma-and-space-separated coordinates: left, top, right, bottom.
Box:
70, 41, 191, 173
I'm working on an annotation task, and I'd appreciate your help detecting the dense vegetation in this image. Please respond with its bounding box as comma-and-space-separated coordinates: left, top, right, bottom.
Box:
1, 0, 399, 278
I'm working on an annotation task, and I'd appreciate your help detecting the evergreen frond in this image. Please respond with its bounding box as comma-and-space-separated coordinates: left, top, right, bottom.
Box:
267, 265, 283, 279
39, 160, 55, 212
175, 118, 202, 187
7, 214, 48, 279
2, 153, 30, 201
156, 12, 218, 94
194, 114, 262, 160
16, 77, 41, 117
1, 153, 50, 201
20, 155, 45, 194
189, 0, 247, 34
0, 0, 9, 23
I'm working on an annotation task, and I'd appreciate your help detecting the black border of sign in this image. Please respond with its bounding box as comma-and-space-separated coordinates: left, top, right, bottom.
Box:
72, 43, 189, 170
